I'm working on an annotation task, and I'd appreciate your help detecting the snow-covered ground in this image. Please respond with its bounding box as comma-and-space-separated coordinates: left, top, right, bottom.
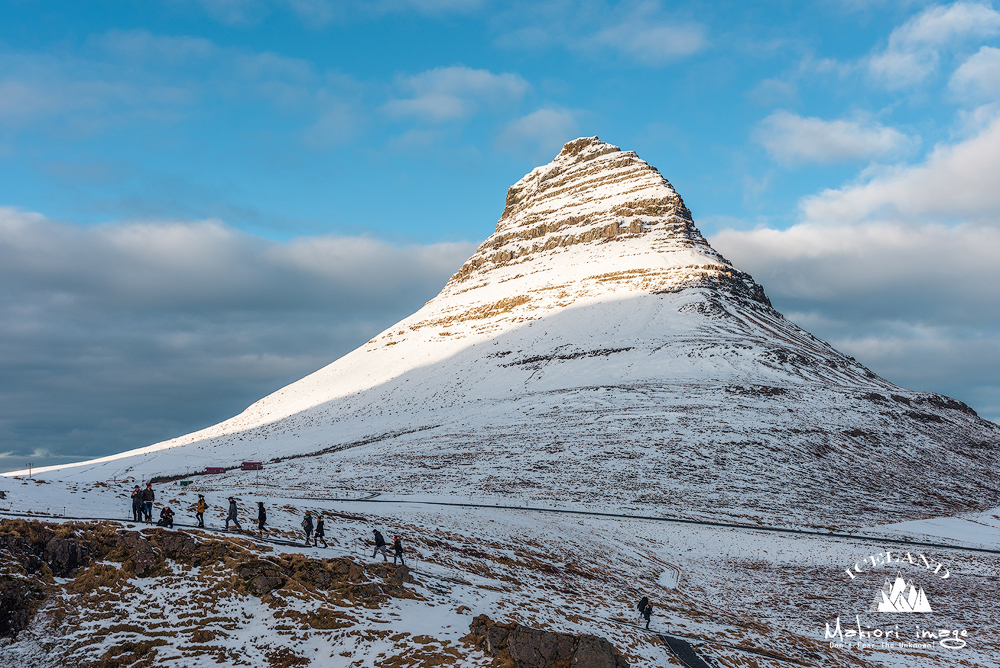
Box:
2, 473, 998, 667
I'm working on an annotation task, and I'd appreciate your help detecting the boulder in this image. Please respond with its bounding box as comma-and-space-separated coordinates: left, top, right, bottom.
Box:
467, 615, 629, 668
43, 537, 89, 577
0, 577, 41, 638
117, 532, 159, 575
237, 561, 285, 595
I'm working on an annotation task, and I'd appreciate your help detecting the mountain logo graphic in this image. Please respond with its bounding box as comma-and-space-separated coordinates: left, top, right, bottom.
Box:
875, 573, 933, 612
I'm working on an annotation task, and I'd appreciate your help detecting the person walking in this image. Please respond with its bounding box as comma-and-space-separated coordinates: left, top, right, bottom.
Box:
302, 512, 314, 546
195, 495, 207, 528
130, 486, 142, 522
141, 483, 155, 523
225, 497, 242, 531
636, 596, 649, 623
257, 502, 267, 535
641, 599, 653, 630
392, 535, 405, 565
158, 506, 174, 528
372, 529, 389, 561
315, 516, 327, 548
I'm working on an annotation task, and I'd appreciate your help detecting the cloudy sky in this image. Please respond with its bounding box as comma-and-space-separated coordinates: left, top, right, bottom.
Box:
2, 0, 1000, 472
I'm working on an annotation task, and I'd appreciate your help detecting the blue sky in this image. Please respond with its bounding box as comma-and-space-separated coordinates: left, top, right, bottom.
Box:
3, 0, 1000, 471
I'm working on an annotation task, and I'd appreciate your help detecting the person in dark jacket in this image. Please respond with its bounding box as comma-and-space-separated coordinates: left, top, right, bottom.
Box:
130, 486, 142, 522
302, 512, 314, 546
641, 599, 653, 630
225, 497, 242, 531
141, 483, 155, 523
195, 495, 207, 528
257, 502, 266, 534
158, 506, 174, 528
315, 516, 327, 548
392, 535, 405, 565
372, 529, 389, 561
636, 596, 649, 620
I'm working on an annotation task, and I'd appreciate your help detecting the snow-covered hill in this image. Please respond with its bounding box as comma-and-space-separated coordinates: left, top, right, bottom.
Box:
11, 136, 1000, 528
5, 137, 1000, 668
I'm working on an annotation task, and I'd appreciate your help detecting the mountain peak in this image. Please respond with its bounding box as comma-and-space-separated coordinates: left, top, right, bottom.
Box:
444, 137, 769, 306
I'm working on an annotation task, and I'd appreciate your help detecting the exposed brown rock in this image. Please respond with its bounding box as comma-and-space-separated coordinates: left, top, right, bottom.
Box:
0, 576, 42, 638
466, 614, 629, 668
43, 537, 89, 577
190, 629, 216, 643
238, 560, 286, 595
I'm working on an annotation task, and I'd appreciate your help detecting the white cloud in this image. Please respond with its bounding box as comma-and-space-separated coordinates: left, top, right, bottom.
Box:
753, 110, 916, 165
0, 35, 367, 148
194, 0, 270, 25
367, 0, 484, 12
712, 110, 1000, 419
868, 2, 1000, 88
0, 52, 197, 130
713, 221, 1000, 305
383, 65, 528, 123
711, 218, 1000, 417
746, 79, 798, 107
0, 207, 477, 466
496, 108, 578, 158
494, 0, 706, 66
802, 113, 1000, 223
0, 208, 474, 309
90, 30, 216, 62
191, 0, 482, 25
281, 0, 338, 24
950, 45, 1000, 100
592, 12, 706, 65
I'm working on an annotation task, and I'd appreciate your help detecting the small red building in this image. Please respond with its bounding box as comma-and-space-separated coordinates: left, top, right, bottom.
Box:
205, 466, 225, 474
241, 462, 263, 471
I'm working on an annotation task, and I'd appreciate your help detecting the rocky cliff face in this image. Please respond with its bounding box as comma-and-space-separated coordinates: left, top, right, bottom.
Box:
28, 138, 1000, 529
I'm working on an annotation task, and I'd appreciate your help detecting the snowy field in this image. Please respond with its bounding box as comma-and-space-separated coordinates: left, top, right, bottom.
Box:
2, 473, 998, 667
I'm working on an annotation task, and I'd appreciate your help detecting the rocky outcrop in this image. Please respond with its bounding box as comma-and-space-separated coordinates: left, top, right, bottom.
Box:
0, 576, 43, 638
466, 614, 629, 668
0, 519, 418, 638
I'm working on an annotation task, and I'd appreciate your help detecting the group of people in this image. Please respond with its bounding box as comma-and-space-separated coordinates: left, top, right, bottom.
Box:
127, 483, 406, 565
300, 511, 327, 547
372, 529, 405, 565
130, 483, 157, 523
130, 482, 176, 527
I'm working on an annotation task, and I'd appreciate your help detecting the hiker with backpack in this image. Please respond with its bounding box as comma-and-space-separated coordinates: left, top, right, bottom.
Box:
195, 495, 206, 528
315, 516, 327, 548
372, 529, 389, 561
641, 598, 653, 630
636, 595, 648, 623
257, 502, 267, 535
225, 497, 242, 531
302, 512, 314, 546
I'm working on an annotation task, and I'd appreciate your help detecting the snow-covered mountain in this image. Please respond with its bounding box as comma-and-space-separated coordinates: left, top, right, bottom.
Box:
21, 137, 1000, 528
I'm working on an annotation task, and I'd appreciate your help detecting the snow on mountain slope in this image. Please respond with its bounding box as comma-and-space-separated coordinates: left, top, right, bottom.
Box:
13, 137, 1000, 529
